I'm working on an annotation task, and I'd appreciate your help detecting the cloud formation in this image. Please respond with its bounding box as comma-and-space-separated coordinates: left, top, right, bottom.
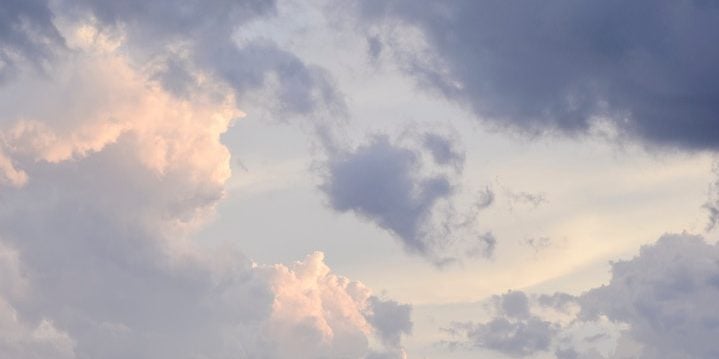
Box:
320, 132, 492, 263
0, 10, 409, 358
347, 0, 719, 149
444, 233, 719, 358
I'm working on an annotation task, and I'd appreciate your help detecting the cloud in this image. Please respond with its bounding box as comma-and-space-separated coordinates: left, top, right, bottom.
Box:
320, 132, 492, 263
346, 0, 719, 150
321, 134, 453, 257
444, 291, 558, 357
580, 233, 719, 358
422, 132, 464, 170
365, 297, 413, 348
442, 233, 719, 358
0, 0, 341, 120
0, 0, 64, 82
0, 17, 410, 358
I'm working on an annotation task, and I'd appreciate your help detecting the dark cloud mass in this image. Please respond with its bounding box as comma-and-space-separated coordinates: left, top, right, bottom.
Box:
0, 0, 340, 117
0, 0, 63, 81
350, 0, 719, 149
321, 134, 454, 258
320, 132, 492, 263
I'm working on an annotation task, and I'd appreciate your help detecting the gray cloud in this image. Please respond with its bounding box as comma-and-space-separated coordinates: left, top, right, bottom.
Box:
580, 233, 719, 358
507, 191, 548, 210
445, 291, 557, 357
0, 0, 64, 82
0, 5, 410, 357
366, 297, 413, 348
1, 0, 341, 118
319, 132, 494, 264
466, 231, 496, 259
444, 233, 719, 358
347, 0, 719, 150
422, 132, 464, 171
703, 163, 719, 231
320, 134, 455, 259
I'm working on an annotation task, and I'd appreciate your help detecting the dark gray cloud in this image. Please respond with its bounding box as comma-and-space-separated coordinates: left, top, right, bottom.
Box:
0, 0, 341, 118
321, 134, 456, 259
445, 291, 557, 357
347, 0, 719, 150
500, 291, 531, 319
320, 132, 494, 263
422, 132, 464, 170
366, 297, 412, 348
67, 0, 342, 117
0, 0, 64, 81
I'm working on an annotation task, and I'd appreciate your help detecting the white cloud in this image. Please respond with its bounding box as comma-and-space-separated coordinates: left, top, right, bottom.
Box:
0, 17, 410, 359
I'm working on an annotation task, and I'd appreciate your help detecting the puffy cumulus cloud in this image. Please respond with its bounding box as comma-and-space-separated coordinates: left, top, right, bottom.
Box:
0, 14, 409, 359
442, 233, 719, 358
580, 233, 719, 359
70, 0, 342, 118
320, 132, 492, 264
266, 252, 410, 358
0, 0, 341, 119
344, 0, 719, 150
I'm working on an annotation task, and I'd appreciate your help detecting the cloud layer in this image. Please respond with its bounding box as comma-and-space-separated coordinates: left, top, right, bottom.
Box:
0, 4, 409, 358
349, 0, 719, 149
445, 233, 719, 358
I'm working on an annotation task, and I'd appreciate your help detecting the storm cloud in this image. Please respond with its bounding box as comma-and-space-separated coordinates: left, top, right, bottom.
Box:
320, 132, 492, 263
348, 0, 719, 150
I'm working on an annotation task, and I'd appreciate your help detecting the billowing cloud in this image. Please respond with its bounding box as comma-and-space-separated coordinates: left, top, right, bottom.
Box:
365, 297, 412, 349
0, 0, 64, 82
320, 132, 492, 263
0, 13, 409, 359
345, 0, 719, 150
443, 233, 719, 358
0, 0, 341, 119
580, 233, 719, 358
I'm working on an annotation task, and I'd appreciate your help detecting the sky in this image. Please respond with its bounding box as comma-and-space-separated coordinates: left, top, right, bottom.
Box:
0, 0, 718, 358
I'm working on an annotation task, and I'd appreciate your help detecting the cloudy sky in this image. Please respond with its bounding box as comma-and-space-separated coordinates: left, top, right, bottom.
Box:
1, 0, 718, 358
